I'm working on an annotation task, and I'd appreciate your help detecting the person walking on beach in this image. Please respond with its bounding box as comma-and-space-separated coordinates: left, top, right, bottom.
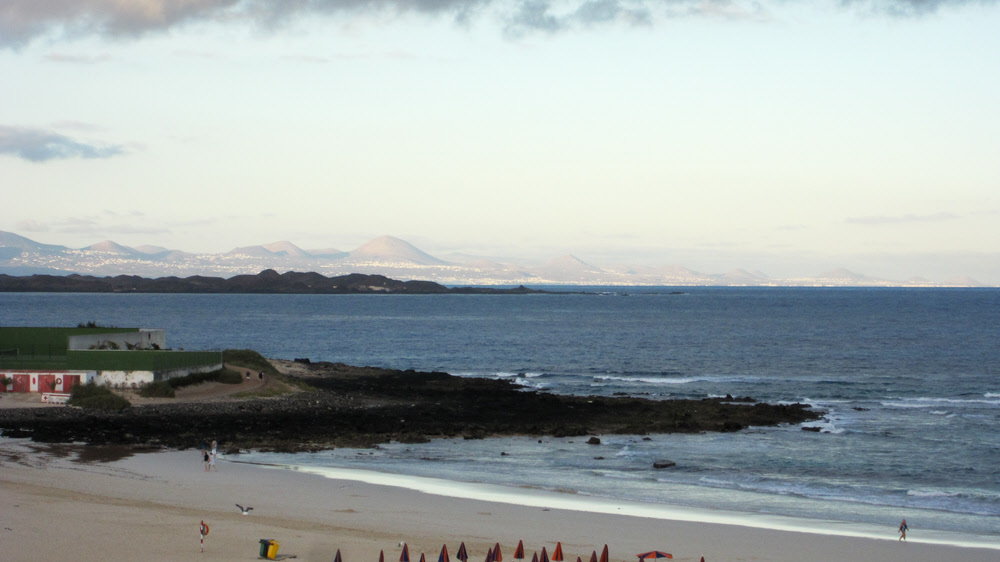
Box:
899, 519, 908, 541
209, 450, 218, 471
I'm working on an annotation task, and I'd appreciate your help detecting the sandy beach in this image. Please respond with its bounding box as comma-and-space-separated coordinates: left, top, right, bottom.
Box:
1, 438, 996, 562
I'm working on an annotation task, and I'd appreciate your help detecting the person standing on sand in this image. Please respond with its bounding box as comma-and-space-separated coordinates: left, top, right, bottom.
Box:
203, 450, 210, 472
209, 450, 217, 471
899, 519, 908, 541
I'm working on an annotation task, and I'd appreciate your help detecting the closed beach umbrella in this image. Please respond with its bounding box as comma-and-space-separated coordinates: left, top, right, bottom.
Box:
457, 543, 469, 562
541, 547, 549, 562
380, 551, 385, 562
589, 551, 597, 562
576, 557, 582, 562
401, 544, 411, 562
335, 550, 343, 562
552, 543, 564, 562
635, 551, 672, 561
420, 554, 426, 562
513, 541, 525, 560
439, 544, 450, 562
486, 547, 494, 562
531, 553, 539, 562
599, 545, 609, 562
494, 543, 503, 562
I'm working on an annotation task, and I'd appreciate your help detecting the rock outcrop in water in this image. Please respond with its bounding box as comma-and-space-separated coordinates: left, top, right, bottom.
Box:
0, 270, 548, 294
0, 362, 822, 452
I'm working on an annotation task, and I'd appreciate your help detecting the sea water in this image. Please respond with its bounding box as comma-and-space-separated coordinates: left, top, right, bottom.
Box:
2, 288, 998, 543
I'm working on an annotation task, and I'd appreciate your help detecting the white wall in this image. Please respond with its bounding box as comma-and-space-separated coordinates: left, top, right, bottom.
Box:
69, 329, 167, 351
93, 362, 223, 387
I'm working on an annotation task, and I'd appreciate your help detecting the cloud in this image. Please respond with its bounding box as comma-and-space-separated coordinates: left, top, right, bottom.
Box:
15, 219, 50, 232
49, 120, 108, 132
0, 0, 478, 47
7, 0, 994, 47
503, 0, 655, 35
845, 212, 960, 225
44, 52, 112, 63
50, 215, 170, 236
0, 125, 125, 162
839, 0, 993, 17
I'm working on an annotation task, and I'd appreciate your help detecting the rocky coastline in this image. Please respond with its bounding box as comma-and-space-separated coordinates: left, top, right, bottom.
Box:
0, 270, 553, 294
0, 361, 822, 453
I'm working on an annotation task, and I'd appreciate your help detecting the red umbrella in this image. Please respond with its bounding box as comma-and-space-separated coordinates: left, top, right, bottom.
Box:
335, 550, 343, 562
589, 552, 597, 562
401, 544, 411, 562
420, 554, 426, 562
599, 545, 609, 562
541, 547, 549, 562
636, 552, 672, 561
576, 557, 582, 562
494, 543, 503, 562
380, 551, 385, 562
486, 548, 494, 562
513, 541, 525, 560
552, 543, 563, 562
438, 545, 450, 562
531, 553, 539, 562
457, 544, 469, 562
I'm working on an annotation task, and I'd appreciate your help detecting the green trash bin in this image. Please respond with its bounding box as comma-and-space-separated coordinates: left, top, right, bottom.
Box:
259, 539, 272, 558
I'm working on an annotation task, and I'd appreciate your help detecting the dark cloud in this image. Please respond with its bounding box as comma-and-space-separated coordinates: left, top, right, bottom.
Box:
839, 0, 992, 16
1, 0, 995, 47
504, 0, 651, 35
0, 0, 481, 46
0, 125, 125, 162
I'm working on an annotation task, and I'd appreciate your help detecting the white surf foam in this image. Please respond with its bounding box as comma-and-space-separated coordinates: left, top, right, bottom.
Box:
247, 461, 1000, 550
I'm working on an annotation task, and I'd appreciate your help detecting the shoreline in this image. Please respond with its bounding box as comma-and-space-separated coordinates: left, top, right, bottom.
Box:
240, 458, 1000, 551
2, 438, 997, 562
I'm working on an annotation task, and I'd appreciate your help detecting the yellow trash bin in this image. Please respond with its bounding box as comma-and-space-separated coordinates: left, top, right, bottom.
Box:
266, 539, 280, 560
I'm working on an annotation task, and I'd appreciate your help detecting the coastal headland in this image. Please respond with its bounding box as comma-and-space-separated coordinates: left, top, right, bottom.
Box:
0, 359, 819, 453
4, 360, 997, 561
0, 270, 553, 294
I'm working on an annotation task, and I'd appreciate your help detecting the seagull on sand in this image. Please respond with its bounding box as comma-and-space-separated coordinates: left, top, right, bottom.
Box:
236, 504, 253, 515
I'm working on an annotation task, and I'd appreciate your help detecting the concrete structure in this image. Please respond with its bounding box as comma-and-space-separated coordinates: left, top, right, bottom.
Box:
68, 329, 166, 351
0, 327, 222, 393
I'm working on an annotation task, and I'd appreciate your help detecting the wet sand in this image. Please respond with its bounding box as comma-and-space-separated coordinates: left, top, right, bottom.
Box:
1, 439, 995, 562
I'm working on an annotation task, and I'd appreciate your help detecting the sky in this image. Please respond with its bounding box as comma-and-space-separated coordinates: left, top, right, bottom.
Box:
1, 0, 999, 283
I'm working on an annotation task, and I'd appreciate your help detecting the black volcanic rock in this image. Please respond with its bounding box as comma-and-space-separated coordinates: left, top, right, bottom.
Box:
0, 270, 550, 294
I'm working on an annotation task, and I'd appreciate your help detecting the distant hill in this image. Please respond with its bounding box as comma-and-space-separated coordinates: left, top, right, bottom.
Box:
0, 231, 67, 254
85, 240, 139, 255
0, 230, 989, 287
261, 241, 311, 258
134, 245, 171, 254
349, 235, 449, 266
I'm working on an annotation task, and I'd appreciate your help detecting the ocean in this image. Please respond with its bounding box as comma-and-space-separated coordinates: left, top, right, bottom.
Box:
2, 287, 998, 546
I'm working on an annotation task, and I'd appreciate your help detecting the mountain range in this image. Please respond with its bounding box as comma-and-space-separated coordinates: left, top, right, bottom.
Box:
0, 230, 986, 287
